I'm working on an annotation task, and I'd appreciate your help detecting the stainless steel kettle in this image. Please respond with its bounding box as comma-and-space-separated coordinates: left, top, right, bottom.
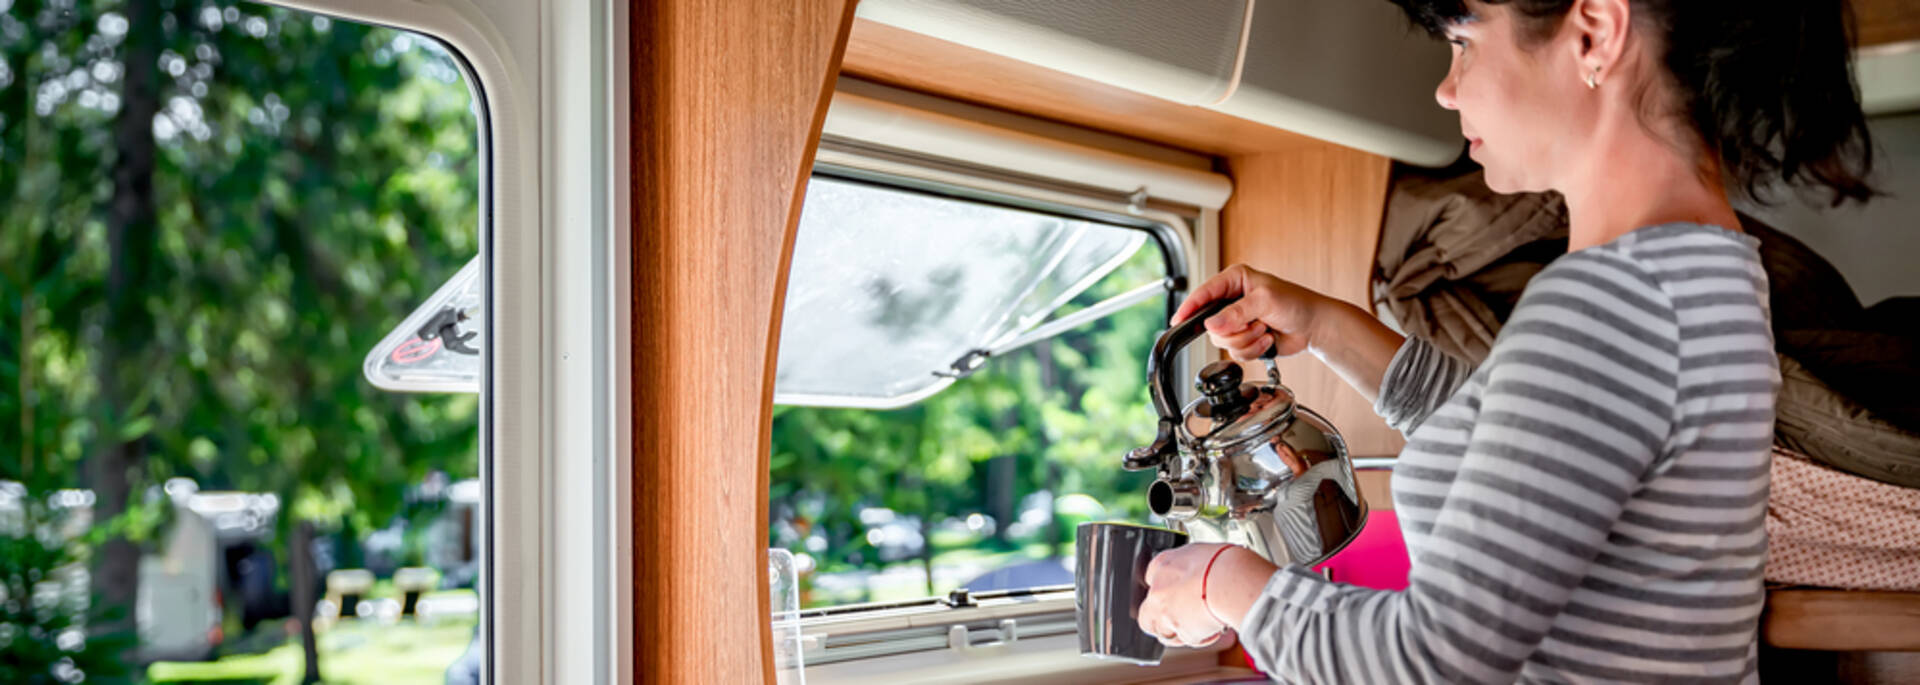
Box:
1124, 298, 1367, 567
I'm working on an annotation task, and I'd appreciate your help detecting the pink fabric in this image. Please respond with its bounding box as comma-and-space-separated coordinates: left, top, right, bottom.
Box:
1766, 445, 1920, 591
1314, 508, 1411, 591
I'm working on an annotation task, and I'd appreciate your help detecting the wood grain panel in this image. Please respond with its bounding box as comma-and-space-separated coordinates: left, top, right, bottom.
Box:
841, 18, 1318, 157
1763, 589, 1920, 651
1221, 147, 1405, 458
1355, 468, 1393, 511
629, 1, 857, 682
1859, 0, 1920, 48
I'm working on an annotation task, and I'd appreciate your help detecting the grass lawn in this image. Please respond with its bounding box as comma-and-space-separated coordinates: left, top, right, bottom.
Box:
148, 610, 475, 685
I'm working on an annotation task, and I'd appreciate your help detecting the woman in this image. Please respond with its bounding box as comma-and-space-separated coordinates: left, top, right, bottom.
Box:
1135, 0, 1876, 682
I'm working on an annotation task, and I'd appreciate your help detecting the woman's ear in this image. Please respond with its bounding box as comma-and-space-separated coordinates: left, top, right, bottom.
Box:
1567, 0, 1631, 87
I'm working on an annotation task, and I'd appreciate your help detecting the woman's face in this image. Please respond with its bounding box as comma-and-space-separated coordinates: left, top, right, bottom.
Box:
1435, 2, 1589, 194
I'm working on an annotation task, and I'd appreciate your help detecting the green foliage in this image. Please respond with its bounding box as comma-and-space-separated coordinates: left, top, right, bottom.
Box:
0, 493, 133, 684
0, 0, 479, 527
770, 244, 1169, 605
0, 0, 482, 666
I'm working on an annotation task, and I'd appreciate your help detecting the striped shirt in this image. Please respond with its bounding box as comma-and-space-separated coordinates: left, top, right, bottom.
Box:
1240, 223, 1777, 684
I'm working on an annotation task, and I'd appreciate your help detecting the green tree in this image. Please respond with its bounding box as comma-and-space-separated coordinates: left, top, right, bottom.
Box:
0, 494, 133, 685
2, 0, 482, 677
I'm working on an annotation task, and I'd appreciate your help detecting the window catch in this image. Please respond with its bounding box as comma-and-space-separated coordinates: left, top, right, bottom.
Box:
933, 349, 992, 380
944, 587, 975, 608
417, 305, 479, 356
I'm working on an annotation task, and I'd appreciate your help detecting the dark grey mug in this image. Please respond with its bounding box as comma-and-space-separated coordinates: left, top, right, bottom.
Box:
1075, 521, 1189, 665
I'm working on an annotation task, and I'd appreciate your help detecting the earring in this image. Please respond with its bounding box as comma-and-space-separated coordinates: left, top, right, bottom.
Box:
1585, 67, 1600, 89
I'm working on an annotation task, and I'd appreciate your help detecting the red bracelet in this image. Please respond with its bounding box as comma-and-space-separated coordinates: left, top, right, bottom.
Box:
1199, 545, 1236, 628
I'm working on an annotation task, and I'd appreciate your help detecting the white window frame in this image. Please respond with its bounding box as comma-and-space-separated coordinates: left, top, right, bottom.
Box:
258, 1, 628, 683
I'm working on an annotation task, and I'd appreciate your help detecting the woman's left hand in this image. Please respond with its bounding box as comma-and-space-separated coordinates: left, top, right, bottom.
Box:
1139, 543, 1271, 648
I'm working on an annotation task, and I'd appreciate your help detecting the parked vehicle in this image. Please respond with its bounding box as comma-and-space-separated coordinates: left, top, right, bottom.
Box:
138, 480, 283, 661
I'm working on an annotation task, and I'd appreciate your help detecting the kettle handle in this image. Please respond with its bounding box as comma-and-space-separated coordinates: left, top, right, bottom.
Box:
1124, 298, 1276, 471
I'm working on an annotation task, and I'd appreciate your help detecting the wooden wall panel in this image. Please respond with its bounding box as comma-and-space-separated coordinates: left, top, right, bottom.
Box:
1221, 147, 1405, 457
841, 18, 1319, 157
629, 1, 857, 682
1859, 0, 1920, 48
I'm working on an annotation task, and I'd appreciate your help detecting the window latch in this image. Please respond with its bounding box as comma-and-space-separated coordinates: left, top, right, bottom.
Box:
933, 349, 992, 380
944, 587, 975, 608
417, 305, 479, 355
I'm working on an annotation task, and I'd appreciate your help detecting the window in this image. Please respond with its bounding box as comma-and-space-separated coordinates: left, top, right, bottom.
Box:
0, 4, 486, 683
769, 167, 1187, 615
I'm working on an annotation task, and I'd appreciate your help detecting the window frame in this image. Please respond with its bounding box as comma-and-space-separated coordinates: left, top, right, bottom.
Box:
784, 140, 1228, 678
255, 1, 628, 683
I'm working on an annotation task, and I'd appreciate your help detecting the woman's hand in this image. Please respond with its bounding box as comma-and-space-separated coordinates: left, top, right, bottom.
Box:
1138, 542, 1278, 648
1170, 264, 1339, 362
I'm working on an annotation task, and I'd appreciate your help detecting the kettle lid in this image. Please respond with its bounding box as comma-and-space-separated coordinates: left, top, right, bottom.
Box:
1184, 359, 1295, 451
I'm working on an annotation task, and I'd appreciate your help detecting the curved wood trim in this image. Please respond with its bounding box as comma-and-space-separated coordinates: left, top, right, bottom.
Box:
628, 1, 858, 681
758, 6, 863, 683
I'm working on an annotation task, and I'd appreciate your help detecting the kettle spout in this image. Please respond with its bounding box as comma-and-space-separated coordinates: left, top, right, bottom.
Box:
1148, 476, 1202, 520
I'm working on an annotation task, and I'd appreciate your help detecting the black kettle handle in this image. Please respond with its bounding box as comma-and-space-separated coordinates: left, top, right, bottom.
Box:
1124, 297, 1276, 471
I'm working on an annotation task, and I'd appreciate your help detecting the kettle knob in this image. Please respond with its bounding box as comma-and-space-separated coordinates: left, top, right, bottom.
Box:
1197, 359, 1254, 417
1196, 360, 1243, 403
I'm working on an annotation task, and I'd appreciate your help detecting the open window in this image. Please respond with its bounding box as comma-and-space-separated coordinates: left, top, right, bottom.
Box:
772, 166, 1180, 601
767, 120, 1234, 678
774, 174, 1171, 409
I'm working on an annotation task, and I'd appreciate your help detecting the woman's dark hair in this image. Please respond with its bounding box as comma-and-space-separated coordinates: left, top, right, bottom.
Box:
1390, 0, 1878, 206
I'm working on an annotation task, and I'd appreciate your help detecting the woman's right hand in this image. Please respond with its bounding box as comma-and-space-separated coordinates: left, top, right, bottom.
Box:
1171, 264, 1338, 362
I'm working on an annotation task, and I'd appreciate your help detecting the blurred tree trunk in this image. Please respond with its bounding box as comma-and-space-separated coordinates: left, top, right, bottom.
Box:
292, 521, 323, 684
1046, 463, 1065, 559
89, 0, 163, 643
919, 514, 935, 596
986, 454, 1015, 545
18, 290, 32, 483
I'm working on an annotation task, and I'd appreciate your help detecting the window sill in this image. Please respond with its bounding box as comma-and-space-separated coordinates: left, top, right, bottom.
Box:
795, 588, 1249, 683
800, 630, 1238, 685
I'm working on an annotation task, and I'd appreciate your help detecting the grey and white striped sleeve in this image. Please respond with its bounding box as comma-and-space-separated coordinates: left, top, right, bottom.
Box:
1374, 336, 1477, 435
1239, 252, 1682, 684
